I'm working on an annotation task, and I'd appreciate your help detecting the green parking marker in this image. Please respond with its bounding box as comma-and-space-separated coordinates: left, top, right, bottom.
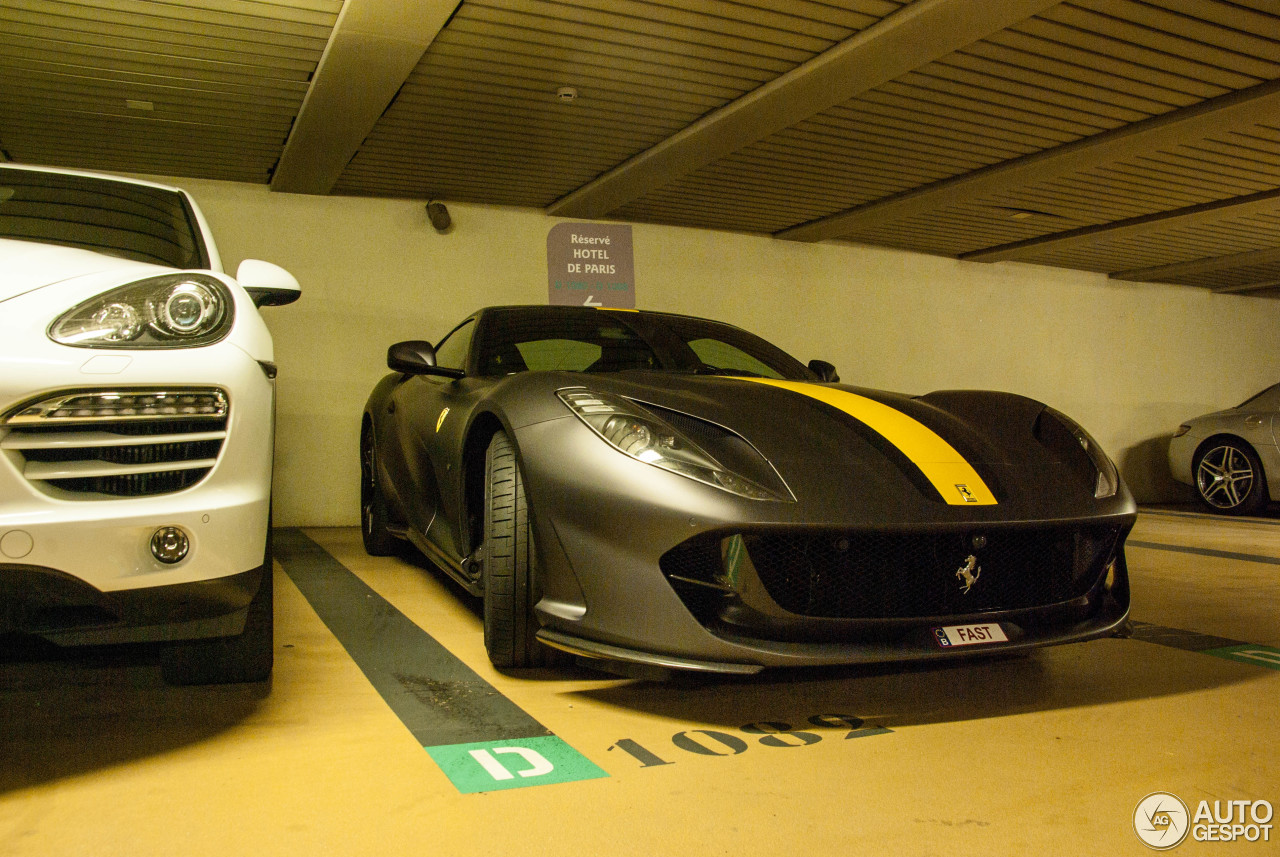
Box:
1201, 644, 1280, 671
427, 736, 609, 794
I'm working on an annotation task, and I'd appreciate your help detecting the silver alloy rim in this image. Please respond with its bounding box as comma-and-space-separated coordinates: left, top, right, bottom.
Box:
1196, 445, 1255, 509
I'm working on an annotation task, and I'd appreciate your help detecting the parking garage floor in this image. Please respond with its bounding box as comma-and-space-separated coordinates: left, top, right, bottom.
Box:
1, 508, 1276, 856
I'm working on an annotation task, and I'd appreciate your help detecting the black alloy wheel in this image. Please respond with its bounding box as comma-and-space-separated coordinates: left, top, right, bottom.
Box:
360, 427, 395, 555
481, 431, 560, 668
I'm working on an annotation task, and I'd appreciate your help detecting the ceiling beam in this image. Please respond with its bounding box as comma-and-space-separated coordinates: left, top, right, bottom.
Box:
270, 0, 457, 194
1111, 246, 1280, 284
777, 76, 1280, 243
1214, 281, 1280, 294
958, 188, 1280, 263
546, 0, 1060, 220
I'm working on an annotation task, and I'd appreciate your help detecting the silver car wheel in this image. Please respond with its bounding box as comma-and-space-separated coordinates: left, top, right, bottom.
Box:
1195, 442, 1261, 512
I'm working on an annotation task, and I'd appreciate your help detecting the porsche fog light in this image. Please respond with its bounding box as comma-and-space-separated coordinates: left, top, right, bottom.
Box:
150, 527, 190, 564
50, 274, 232, 348
559, 388, 784, 501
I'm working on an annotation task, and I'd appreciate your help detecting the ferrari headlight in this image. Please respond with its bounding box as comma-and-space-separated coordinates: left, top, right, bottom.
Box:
1044, 407, 1120, 499
50, 274, 232, 348
559, 388, 783, 500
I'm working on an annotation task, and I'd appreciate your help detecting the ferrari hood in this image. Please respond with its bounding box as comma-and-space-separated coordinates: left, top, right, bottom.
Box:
0, 237, 162, 303
546, 371, 1123, 520
735, 378, 999, 506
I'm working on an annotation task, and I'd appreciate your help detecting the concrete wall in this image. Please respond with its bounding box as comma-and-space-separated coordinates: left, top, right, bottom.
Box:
152, 176, 1280, 525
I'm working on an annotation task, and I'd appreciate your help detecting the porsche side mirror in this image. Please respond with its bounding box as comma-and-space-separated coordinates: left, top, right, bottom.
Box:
387, 341, 464, 378
236, 259, 301, 307
808, 359, 839, 383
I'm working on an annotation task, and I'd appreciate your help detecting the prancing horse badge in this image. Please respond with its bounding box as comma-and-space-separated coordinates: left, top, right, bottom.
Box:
955, 555, 981, 594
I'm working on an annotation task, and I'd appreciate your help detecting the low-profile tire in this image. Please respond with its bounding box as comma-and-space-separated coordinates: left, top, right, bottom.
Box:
1194, 438, 1269, 516
481, 431, 561, 669
361, 426, 396, 556
161, 536, 274, 685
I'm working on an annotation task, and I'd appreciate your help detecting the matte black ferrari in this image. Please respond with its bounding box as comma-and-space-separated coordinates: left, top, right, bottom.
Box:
361, 305, 1134, 674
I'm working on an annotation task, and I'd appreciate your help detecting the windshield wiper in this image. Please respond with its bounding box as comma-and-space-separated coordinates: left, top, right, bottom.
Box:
692, 366, 764, 378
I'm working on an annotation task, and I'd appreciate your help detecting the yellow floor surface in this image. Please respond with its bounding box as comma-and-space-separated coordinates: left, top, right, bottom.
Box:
1, 508, 1276, 856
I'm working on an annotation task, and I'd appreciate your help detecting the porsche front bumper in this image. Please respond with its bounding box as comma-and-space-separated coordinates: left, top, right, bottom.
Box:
0, 338, 275, 644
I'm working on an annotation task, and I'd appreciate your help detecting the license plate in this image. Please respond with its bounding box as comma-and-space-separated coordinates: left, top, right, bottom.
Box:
934, 623, 1008, 648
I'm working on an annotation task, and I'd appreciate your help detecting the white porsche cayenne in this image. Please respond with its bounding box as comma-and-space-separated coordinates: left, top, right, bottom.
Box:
0, 163, 298, 684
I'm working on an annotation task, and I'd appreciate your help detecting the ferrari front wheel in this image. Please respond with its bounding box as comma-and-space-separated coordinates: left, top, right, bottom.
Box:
1194, 439, 1268, 515
360, 425, 395, 556
482, 431, 557, 668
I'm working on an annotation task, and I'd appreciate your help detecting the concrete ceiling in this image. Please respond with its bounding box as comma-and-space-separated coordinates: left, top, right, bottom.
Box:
3, 0, 1280, 293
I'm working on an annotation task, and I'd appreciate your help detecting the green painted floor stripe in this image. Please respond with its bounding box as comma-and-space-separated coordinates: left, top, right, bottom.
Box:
273, 529, 608, 792
1128, 622, 1280, 670
1200, 644, 1280, 671
1127, 543, 1280, 670
1127, 621, 1247, 653
274, 529, 549, 746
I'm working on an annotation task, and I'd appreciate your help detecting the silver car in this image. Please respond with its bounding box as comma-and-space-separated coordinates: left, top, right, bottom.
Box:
1169, 384, 1279, 515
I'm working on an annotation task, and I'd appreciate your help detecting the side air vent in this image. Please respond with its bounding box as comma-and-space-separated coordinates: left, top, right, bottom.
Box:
1, 389, 229, 498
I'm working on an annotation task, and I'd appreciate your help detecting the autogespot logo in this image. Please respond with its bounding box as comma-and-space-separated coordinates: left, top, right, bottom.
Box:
1135, 792, 1191, 850
1135, 792, 1275, 848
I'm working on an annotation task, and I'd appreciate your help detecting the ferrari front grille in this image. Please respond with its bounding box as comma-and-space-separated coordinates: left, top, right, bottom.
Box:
661, 524, 1122, 623
747, 525, 1119, 618
1, 388, 229, 498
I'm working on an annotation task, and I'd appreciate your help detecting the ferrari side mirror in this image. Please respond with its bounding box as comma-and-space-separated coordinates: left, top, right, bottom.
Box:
388, 341, 463, 378
808, 359, 839, 383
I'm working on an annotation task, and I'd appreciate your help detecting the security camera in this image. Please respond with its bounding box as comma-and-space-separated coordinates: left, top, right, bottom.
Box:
426, 201, 451, 232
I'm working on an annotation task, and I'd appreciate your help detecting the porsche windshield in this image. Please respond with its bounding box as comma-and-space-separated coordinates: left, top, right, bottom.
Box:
0, 167, 208, 268
476, 307, 813, 380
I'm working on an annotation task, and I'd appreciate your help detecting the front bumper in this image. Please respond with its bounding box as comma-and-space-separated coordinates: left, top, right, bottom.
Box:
515, 418, 1134, 673
0, 564, 265, 645
0, 328, 275, 643
1167, 431, 1198, 486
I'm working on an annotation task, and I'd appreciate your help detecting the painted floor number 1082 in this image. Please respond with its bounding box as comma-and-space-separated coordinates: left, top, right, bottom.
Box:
608, 714, 891, 768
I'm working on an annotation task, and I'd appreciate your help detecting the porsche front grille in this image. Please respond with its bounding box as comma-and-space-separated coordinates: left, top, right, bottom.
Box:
661, 524, 1123, 623
1, 389, 229, 498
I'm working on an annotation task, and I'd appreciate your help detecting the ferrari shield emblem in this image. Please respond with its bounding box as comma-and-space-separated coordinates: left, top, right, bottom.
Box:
955, 555, 981, 594
955, 483, 978, 503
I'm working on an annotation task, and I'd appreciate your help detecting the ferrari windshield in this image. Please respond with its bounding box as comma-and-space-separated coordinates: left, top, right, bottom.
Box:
0, 167, 208, 268
474, 307, 813, 379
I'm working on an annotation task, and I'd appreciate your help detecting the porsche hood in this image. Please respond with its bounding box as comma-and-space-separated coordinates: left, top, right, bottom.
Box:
0, 237, 166, 304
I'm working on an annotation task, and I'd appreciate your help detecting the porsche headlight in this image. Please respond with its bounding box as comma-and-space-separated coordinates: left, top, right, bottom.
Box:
50, 274, 232, 348
1043, 407, 1120, 499
558, 388, 784, 500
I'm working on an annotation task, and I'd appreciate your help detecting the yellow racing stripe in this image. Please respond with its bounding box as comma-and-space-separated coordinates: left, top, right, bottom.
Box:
739, 379, 997, 506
